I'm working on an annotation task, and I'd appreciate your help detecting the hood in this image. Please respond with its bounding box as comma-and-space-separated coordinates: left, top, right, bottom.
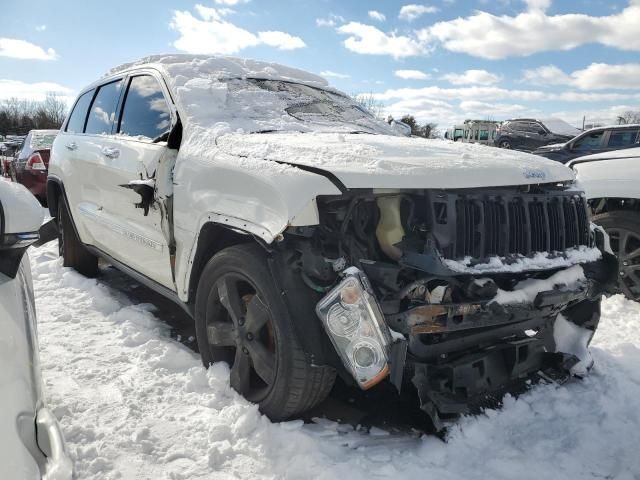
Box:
216, 133, 575, 189
535, 142, 568, 153
568, 146, 640, 167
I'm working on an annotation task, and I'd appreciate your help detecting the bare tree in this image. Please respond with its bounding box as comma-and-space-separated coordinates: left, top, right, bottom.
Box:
0, 93, 68, 135
351, 92, 386, 119
617, 110, 640, 125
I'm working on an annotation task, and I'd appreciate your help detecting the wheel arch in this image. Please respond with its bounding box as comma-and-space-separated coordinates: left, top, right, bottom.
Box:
46, 176, 64, 218
186, 221, 268, 305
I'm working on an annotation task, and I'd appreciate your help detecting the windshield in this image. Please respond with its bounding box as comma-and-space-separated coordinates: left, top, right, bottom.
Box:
224, 78, 396, 135
30, 132, 57, 150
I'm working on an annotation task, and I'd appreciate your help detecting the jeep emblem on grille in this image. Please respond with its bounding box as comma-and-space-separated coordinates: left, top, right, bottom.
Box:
523, 168, 546, 180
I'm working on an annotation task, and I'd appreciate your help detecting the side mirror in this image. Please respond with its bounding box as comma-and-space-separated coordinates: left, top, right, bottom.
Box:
0, 181, 44, 277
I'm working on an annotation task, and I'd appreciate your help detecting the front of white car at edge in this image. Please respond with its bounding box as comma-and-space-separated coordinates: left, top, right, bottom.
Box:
0, 180, 73, 480
48, 54, 617, 430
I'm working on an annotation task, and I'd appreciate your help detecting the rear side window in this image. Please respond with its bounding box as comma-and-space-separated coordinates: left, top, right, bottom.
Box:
66, 90, 94, 133
479, 130, 489, 140
607, 129, 640, 148
119, 75, 171, 141
510, 121, 528, 132
85, 80, 123, 135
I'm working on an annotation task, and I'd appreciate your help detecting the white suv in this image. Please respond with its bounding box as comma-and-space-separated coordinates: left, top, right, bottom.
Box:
48, 55, 616, 428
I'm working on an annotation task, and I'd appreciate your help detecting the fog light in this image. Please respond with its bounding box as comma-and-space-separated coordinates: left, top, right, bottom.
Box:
316, 268, 392, 389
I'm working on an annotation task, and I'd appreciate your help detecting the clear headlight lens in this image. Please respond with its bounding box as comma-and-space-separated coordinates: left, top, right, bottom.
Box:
316, 268, 392, 389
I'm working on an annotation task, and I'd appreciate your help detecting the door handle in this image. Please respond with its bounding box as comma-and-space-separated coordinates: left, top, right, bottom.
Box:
102, 147, 120, 159
65, 142, 77, 151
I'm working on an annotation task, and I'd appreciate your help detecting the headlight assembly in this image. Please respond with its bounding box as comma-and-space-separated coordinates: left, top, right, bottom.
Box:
316, 268, 392, 389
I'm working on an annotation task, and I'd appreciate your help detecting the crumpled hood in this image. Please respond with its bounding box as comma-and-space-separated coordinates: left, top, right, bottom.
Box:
216, 133, 575, 189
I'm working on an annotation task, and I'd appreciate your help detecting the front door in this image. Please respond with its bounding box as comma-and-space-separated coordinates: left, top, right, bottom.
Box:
94, 73, 176, 289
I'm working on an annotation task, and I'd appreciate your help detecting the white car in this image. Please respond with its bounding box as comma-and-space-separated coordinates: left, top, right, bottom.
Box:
0, 180, 73, 480
569, 147, 640, 300
47, 54, 616, 429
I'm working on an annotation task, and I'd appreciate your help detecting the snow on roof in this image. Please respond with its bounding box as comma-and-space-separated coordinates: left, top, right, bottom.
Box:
540, 118, 582, 137
108, 54, 329, 88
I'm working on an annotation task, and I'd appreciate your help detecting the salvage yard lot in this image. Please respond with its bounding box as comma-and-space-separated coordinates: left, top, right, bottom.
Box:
33, 240, 640, 480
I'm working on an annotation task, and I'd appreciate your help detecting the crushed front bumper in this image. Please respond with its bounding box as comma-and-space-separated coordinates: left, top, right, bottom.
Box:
386, 250, 617, 429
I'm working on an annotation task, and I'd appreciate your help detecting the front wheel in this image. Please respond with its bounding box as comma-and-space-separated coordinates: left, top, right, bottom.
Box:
194, 244, 335, 421
592, 210, 640, 301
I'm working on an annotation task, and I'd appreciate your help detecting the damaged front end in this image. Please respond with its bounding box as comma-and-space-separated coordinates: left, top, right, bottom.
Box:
278, 184, 617, 429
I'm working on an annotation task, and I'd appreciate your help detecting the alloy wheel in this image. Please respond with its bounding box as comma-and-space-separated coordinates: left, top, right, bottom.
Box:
205, 273, 277, 401
607, 227, 640, 300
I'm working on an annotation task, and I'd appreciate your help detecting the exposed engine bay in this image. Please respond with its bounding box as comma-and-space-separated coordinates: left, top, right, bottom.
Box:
278, 183, 617, 428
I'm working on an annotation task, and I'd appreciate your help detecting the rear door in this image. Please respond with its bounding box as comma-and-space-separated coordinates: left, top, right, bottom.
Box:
605, 128, 640, 153
92, 72, 176, 288
67, 79, 125, 249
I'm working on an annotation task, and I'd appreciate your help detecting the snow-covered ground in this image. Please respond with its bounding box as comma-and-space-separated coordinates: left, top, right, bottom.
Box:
32, 241, 640, 479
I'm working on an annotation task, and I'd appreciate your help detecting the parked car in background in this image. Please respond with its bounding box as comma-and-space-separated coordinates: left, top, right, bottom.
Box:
569, 146, 640, 301
534, 124, 640, 163
461, 119, 500, 145
12, 130, 58, 205
495, 118, 581, 151
0, 180, 73, 480
48, 54, 615, 429
444, 124, 464, 141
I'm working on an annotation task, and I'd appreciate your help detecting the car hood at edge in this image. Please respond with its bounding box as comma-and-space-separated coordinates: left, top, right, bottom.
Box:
216, 133, 575, 189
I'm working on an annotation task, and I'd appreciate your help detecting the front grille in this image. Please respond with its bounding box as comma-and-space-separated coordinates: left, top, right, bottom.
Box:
430, 190, 590, 260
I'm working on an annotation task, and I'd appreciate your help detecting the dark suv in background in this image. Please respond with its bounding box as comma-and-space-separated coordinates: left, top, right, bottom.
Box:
494, 118, 581, 151
533, 124, 640, 163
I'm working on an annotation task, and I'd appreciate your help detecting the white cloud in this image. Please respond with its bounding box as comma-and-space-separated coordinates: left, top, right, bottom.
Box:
442, 69, 500, 85
316, 14, 345, 28
0, 79, 73, 102
336, 22, 430, 58
0, 37, 57, 60
417, 1, 640, 59
398, 4, 438, 21
213, 0, 248, 5
257, 31, 306, 50
524, 63, 640, 90
371, 85, 640, 105
170, 5, 305, 55
368, 10, 386, 22
320, 70, 350, 79
35, 25, 47, 32
395, 69, 431, 80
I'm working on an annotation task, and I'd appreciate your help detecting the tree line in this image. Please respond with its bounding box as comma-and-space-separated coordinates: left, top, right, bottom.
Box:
352, 93, 440, 138
0, 94, 67, 136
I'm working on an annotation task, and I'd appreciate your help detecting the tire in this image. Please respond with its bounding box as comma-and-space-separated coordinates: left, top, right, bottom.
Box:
592, 209, 640, 301
195, 244, 335, 421
57, 197, 98, 277
498, 139, 512, 149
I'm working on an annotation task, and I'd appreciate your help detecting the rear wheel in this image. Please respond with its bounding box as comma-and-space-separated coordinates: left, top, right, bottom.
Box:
57, 197, 98, 277
499, 139, 512, 149
195, 244, 335, 421
592, 210, 640, 301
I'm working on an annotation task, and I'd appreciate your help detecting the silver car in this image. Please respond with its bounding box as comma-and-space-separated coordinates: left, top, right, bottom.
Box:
0, 180, 73, 479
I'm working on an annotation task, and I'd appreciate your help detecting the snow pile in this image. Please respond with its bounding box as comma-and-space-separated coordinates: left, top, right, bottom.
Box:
33, 241, 640, 479
444, 246, 601, 274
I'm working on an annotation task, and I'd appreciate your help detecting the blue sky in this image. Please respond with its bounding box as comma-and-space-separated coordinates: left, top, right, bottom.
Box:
1, 0, 639, 128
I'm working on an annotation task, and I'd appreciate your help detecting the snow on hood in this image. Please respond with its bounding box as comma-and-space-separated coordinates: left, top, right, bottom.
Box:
541, 118, 581, 137
215, 132, 576, 189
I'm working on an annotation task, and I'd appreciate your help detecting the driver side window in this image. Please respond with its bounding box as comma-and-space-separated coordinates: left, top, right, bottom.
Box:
118, 75, 172, 141
573, 131, 605, 151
